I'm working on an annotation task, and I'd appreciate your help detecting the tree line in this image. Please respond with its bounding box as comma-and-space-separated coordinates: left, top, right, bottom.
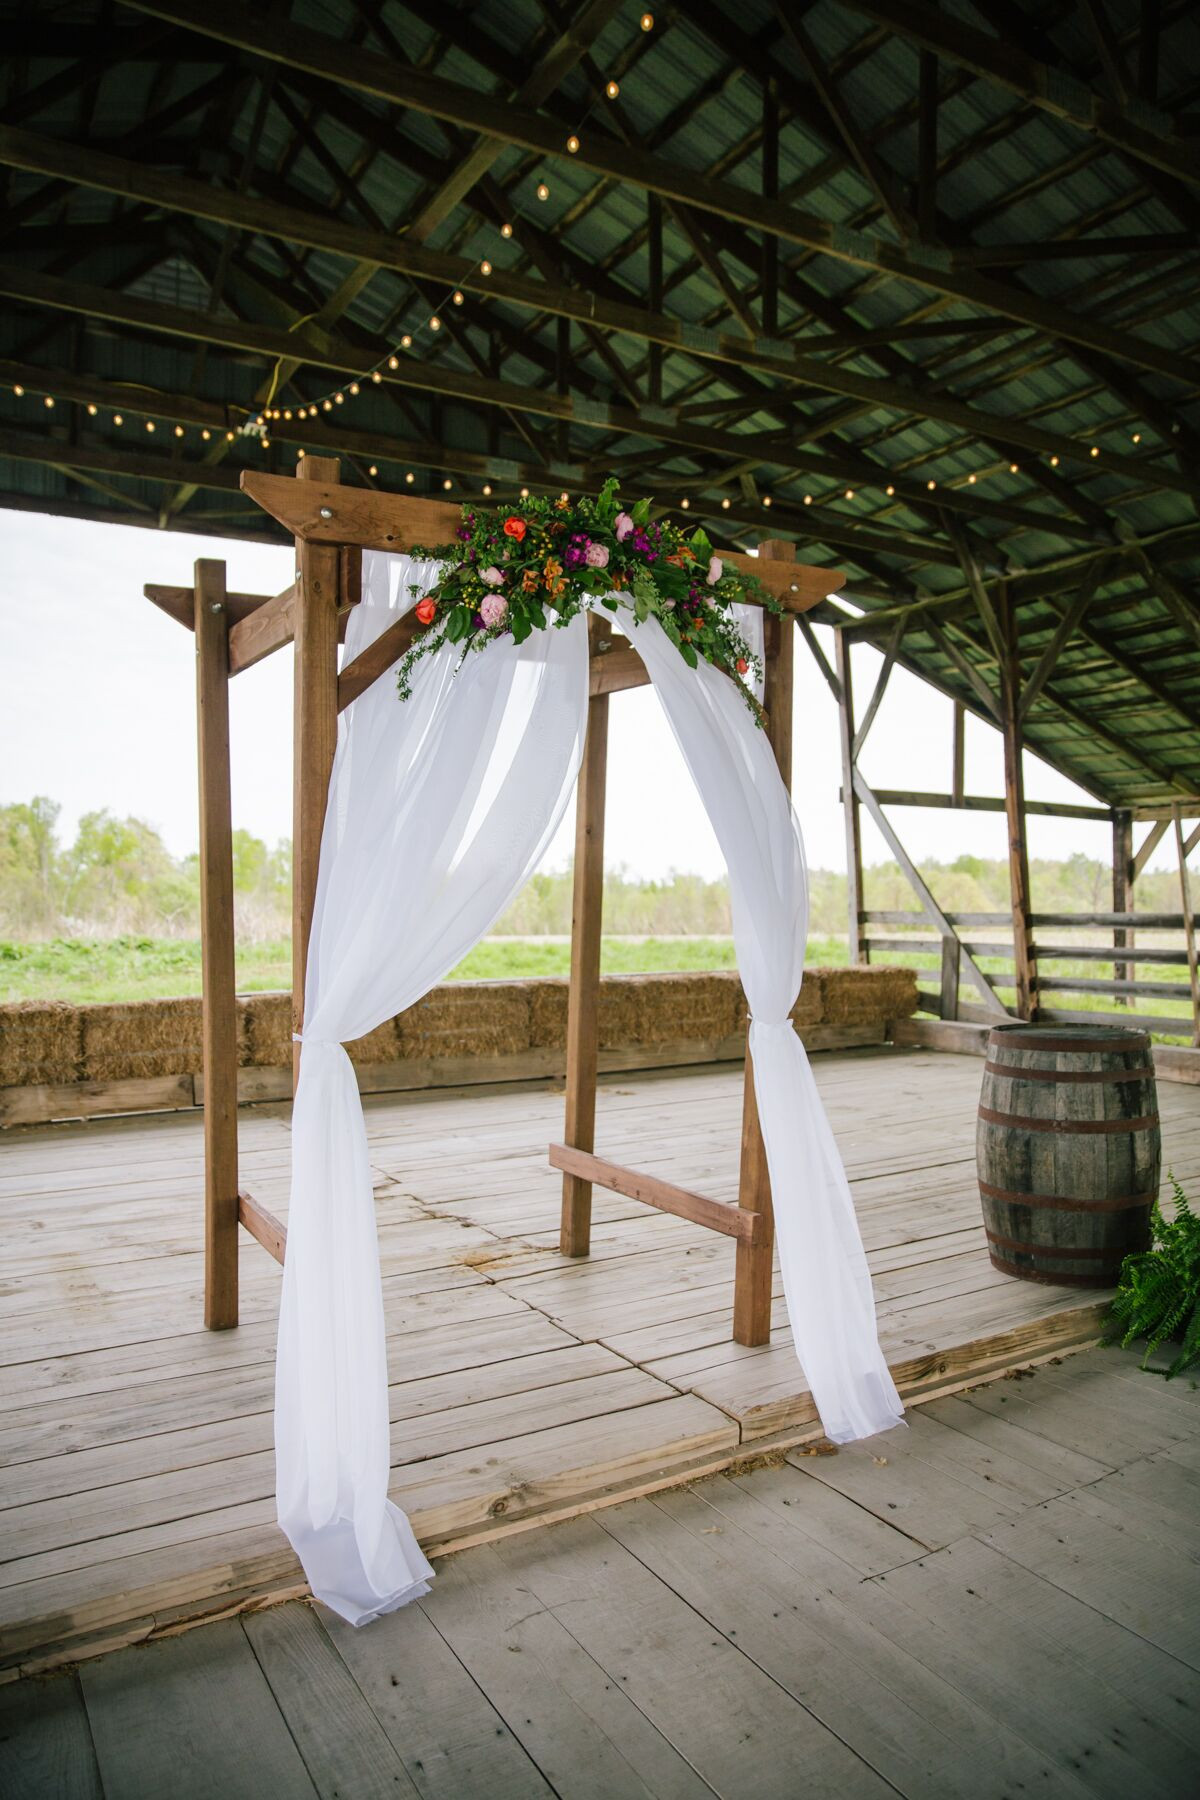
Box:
0, 795, 1183, 943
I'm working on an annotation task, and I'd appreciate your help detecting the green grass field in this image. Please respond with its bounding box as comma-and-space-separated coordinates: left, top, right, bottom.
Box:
0, 934, 1191, 1041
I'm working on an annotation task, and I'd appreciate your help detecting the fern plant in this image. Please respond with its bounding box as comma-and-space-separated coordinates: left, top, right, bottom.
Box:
1107, 1174, 1200, 1378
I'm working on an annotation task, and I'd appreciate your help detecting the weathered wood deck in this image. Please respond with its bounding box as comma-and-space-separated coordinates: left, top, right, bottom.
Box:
1, 1046, 1197, 1677
4, 1343, 1199, 1798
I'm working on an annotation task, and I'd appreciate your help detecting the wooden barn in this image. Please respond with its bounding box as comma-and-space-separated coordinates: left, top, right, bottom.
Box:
1, 4, 1198, 1796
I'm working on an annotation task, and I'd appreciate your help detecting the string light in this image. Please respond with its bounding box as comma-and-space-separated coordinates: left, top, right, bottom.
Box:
721, 496, 731, 508
1090, 445, 1100, 457
334, 392, 344, 404
297, 447, 305, 459
1132, 432, 1141, 443
201, 428, 211, 441
844, 488, 854, 500
967, 473, 976, 483
500, 221, 513, 238
43, 395, 55, 408
400, 334, 412, 348
225, 430, 235, 441
452, 291, 464, 306
322, 399, 333, 411
680, 496, 690, 508
885, 485, 895, 496
536, 182, 550, 201
430, 316, 442, 331
566, 136, 580, 154
641, 11, 654, 28
388, 355, 399, 369
482, 483, 493, 496
605, 80, 620, 99
520, 486, 530, 498
803, 494, 812, 505
762, 494, 772, 507
349, 382, 360, 396
1009, 462, 1019, 473
113, 413, 123, 425
1050, 455, 1059, 466
12, 383, 23, 396
368, 464, 378, 476
405, 471, 415, 483
480, 260, 492, 276
174, 424, 184, 438
926, 479, 936, 489
144, 418, 154, 431
443, 478, 453, 490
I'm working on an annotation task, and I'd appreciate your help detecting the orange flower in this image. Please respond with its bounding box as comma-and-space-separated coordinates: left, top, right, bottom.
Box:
665, 553, 688, 568
736, 657, 749, 674
415, 596, 437, 625
503, 516, 527, 541
543, 556, 563, 579
522, 569, 541, 594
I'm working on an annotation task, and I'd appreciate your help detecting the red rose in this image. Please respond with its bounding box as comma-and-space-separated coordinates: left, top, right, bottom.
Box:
503, 516, 527, 542
736, 657, 749, 674
415, 596, 437, 625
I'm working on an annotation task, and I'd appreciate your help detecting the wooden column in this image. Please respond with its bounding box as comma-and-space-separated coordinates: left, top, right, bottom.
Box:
941, 701, 966, 1018
834, 627, 865, 964
1000, 583, 1037, 1020
1176, 806, 1200, 1047
292, 455, 342, 1087
733, 542, 793, 1347
195, 558, 239, 1329
1113, 807, 1133, 1005
560, 613, 611, 1258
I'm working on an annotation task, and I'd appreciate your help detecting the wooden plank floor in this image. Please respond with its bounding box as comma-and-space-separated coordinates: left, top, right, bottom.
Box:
1, 1047, 1197, 1676
3, 1344, 1198, 1799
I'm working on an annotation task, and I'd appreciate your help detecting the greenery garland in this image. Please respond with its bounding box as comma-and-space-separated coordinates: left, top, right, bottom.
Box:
397, 476, 778, 714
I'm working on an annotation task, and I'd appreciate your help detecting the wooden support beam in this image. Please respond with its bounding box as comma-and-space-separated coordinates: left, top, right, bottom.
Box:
291, 456, 341, 1089
226, 582, 297, 675
1176, 805, 1200, 1047
944, 701, 966, 1017
834, 628, 865, 965
1000, 584, 1038, 1020
1113, 807, 1133, 1000
1132, 816, 1170, 879
797, 616, 843, 705
337, 611, 421, 712
852, 769, 1008, 1015
549, 1145, 764, 1246
589, 642, 651, 697
559, 614, 610, 1259
858, 789, 1112, 822
238, 1189, 287, 1265
851, 612, 905, 759
239, 472, 841, 608
732, 541, 793, 1348
145, 583, 273, 630
1018, 555, 1112, 725
194, 558, 238, 1330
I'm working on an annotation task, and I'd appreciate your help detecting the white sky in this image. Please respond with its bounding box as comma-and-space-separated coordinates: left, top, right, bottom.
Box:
0, 508, 1171, 880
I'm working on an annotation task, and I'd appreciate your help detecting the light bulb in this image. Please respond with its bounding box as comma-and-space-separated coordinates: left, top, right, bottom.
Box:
520, 486, 530, 498
452, 291, 464, 305
566, 135, 580, 154
1009, 463, 1018, 473
113, 413, 123, 425
86, 402, 98, 416
388, 355, 399, 369
1132, 432, 1141, 443
1090, 445, 1100, 457
845, 488, 854, 500
680, 497, 690, 508
1049, 455, 1058, 466
641, 11, 654, 28
201, 428, 211, 440
480, 260, 492, 275
803, 494, 812, 505
405, 470, 414, 483
721, 497, 731, 508
400, 335, 412, 349
226, 430, 235, 441
968, 473, 976, 483
430, 316, 441, 331
174, 424, 184, 438
885, 485, 895, 496
369, 464, 378, 476
145, 418, 154, 430
443, 477, 453, 490
323, 399, 333, 411
927, 478, 936, 489
605, 80, 619, 99
500, 221, 513, 238
349, 382, 359, 395
12, 384, 23, 396
334, 392, 344, 404
536, 182, 550, 201
762, 495, 772, 507
371, 370, 382, 383
284, 408, 293, 419
297, 448, 305, 459
44, 395, 55, 408
482, 483, 493, 496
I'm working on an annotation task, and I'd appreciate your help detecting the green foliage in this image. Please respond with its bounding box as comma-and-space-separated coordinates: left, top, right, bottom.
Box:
1107, 1176, 1200, 1378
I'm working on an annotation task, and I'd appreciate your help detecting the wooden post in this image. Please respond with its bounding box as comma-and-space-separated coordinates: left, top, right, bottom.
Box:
941, 700, 966, 1018
560, 613, 610, 1258
733, 542, 793, 1347
195, 558, 239, 1330
292, 455, 342, 1087
1113, 807, 1133, 1006
1175, 805, 1200, 1047
1000, 582, 1037, 1020
834, 628, 865, 964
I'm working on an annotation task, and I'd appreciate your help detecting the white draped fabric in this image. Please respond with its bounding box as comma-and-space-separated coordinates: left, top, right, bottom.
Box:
628, 616, 904, 1445
276, 551, 900, 1628
276, 552, 589, 1624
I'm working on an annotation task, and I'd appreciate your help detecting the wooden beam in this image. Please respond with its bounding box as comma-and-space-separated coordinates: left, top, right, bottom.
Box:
5, 256, 1195, 505
238, 471, 841, 608
291, 456, 340, 1089
1176, 805, 1200, 1047
836, 0, 1198, 189
194, 558, 238, 1330
337, 611, 420, 712
549, 1144, 764, 1246
144, 582, 274, 629
238, 1188, 287, 1265
852, 612, 906, 758
1018, 555, 1112, 725
1000, 584, 1038, 1020
226, 582, 297, 674
589, 642, 651, 697
834, 628, 865, 964
1113, 807, 1134, 999
559, 613, 610, 1259
860, 789, 1112, 821
1132, 816, 1170, 879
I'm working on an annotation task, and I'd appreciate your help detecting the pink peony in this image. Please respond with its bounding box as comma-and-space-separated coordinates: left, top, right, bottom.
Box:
584, 541, 610, 569
479, 591, 508, 628
614, 511, 634, 540
481, 565, 504, 586
707, 555, 723, 584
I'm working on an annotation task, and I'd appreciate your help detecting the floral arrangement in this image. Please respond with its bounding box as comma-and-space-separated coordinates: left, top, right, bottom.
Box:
397, 477, 776, 712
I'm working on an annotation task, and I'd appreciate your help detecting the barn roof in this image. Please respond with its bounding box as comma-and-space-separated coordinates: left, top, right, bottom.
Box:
1, 0, 1198, 807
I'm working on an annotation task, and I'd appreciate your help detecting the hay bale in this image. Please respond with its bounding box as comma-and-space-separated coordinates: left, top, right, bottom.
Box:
528, 979, 569, 1049
731, 973, 823, 1032
396, 982, 532, 1060
242, 992, 293, 1067
624, 973, 741, 1047
819, 965, 917, 1025
345, 1018, 401, 1064
81, 997, 212, 1081
0, 1001, 83, 1087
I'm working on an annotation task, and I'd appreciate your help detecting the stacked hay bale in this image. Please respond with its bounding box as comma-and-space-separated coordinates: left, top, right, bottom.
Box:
0, 1001, 83, 1089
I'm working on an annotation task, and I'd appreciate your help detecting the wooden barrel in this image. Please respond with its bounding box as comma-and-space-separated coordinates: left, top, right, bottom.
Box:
977, 1023, 1159, 1286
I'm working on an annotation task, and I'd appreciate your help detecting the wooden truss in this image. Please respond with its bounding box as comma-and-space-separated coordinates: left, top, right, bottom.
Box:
148, 457, 838, 1333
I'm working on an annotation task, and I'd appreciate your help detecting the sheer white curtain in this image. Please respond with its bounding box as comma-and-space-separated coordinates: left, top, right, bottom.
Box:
627, 612, 904, 1444
276, 551, 589, 1624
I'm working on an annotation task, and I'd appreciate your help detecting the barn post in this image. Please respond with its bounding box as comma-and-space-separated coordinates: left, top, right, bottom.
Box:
1000, 581, 1038, 1020
195, 557, 239, 1329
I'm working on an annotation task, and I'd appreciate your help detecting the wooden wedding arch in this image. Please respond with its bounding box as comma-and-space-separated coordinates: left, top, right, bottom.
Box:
147, 457, 839, 1347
